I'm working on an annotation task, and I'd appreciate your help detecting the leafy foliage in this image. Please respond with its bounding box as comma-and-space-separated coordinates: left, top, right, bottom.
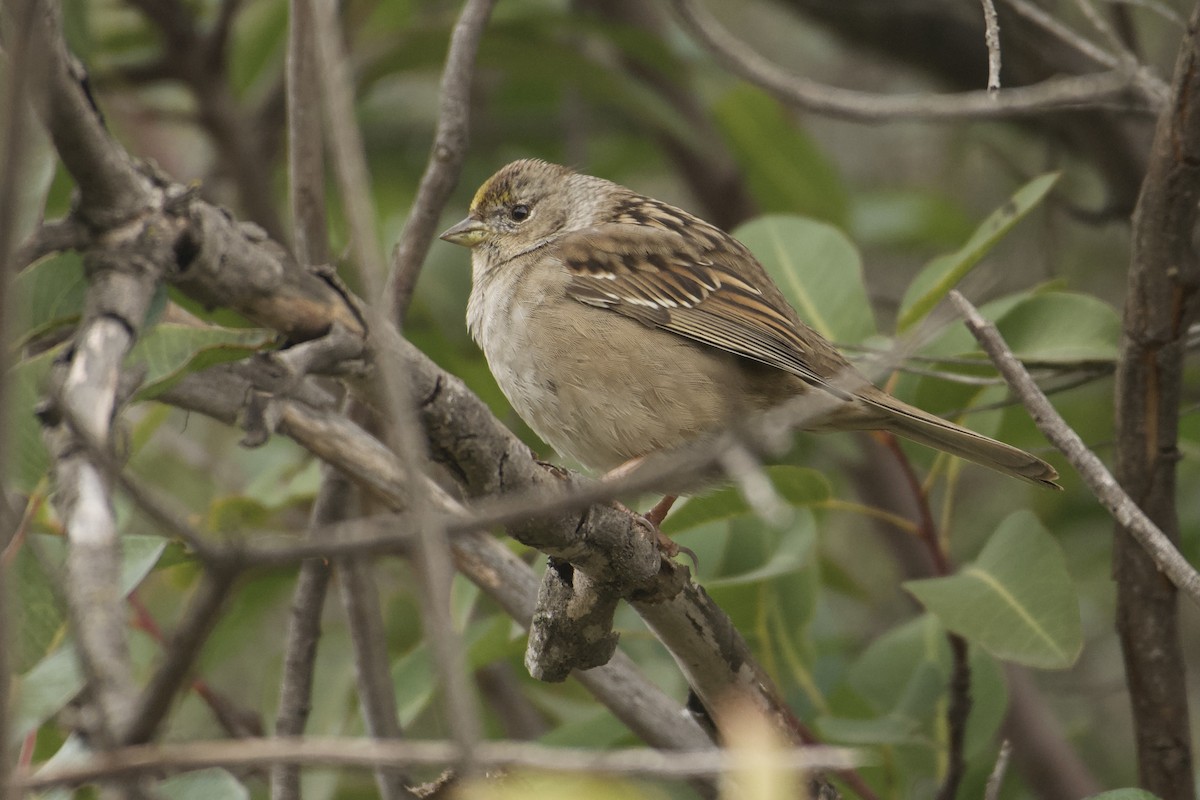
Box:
7, 1, 1190, 798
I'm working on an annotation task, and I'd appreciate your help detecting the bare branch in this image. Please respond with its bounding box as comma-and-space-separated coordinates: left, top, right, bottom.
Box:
270, 468, 345, 800
11, 217, 89, 269
949, 290, 1200, 606
388, 0, 497, 325
307, 0, 485, 768
1002, 666, 1101, 799
983, 740, 1013, 800
981, 0, 1002, 92
122, 570, 236, 745
669, 0, 1158, 121
286, 0, 328, 266
337, 556, 420, 799
12, 736, 860, 792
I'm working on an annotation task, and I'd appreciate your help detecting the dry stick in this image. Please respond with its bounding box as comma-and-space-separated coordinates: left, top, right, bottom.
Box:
57, 405, 219, 563
667, 0, 1159, 121
306, 0, 484, 774
983, 740, 1013, 800
388, 0, 497, 325
122, 570, 236, 745
26, 11, 158, 796
270, 469, 345, 800
124, 0, 286, 241
980, 0, 1002, 92
999, 0, 1122, 71
336, 556, 417, 799
1000, 0, 1170, 103
1071, 0, 1143, 68
271, 3, 338, 798
286, 0, 329, 269
156, 368, 720, 750
1000, 665, 1102, 798
12, 737, 860, 792
948, 290, 1200, 606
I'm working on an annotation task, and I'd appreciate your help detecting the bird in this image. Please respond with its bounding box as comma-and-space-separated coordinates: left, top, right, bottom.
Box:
440, 159, 1059, 526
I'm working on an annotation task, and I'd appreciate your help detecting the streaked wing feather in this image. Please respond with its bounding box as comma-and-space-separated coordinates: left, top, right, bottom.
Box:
555, 220, 844, 392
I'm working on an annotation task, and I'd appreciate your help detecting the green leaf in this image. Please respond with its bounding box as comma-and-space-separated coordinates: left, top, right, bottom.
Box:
897, 172, 1059, 332
11, 645, 83, 745
706, 514, 816, 588
995, 291, 1120, 362
1084, 791, 1162, 800
11, 544, 64, 672
851, 188, 974, 250
12, 252, 86, 344
816, 713, 923, 745
25, 732, 88, 800
6, 348, 60, 493
126, 323, 271, 399
904, 510, 1082, 668
662, 465, 831, 534
732, 216, 875, 345
31, 533, 167, 598
713, 86, 847, 224
160, 768, 249, 800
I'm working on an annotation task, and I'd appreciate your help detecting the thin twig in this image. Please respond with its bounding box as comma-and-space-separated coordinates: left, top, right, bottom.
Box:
949, 290, 1200, 606
1103, 0, 1184, 26
668, 0, 1160, 121
306, 0, 484, 771
936, 634, 971, 800
56, 403, 219, 562
980, 0, 1002, 92
336, 556, 419, 799
1072, 0, 1143, 67
388, 0, 497, 325
122, 570, 236, 745
272, 4, 340, 795
285, 0, 328, 267
270, 467, 346, 800
999, 0, 1123, 71
983, 740, 1013, 800
12, 737, 861, 792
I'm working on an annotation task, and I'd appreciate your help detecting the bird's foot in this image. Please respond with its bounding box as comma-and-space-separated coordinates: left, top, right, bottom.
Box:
640, 495, 698, 569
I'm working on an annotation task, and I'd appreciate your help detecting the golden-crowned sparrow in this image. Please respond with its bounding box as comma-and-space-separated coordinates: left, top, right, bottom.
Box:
440, 159, 1059, 492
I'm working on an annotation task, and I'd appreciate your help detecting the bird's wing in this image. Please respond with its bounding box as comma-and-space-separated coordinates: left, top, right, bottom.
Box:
553, 221, 852, 393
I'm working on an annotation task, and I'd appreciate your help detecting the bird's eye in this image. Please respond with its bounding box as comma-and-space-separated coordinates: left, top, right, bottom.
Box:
510, 204, 531, 222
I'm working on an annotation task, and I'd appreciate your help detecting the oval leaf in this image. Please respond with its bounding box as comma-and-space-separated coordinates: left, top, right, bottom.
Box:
714, 85, 848, 224
662, 465, 830, 534
996, 291, 1120, 362
734, 215, 875, 345
898, 172, 1059, 332
127, 323, 271, 399
904, 510, 1082, 668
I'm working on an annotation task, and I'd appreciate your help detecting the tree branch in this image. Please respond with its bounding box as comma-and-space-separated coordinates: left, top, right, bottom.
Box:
949, 290, 1200, 606
12, 736, 859, 793
388, 0, 497, 325
1110, 0, 1200, 794
669, 0, 1158, 122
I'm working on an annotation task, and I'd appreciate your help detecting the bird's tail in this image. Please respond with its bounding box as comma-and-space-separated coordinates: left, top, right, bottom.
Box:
850, 390, 1061, 489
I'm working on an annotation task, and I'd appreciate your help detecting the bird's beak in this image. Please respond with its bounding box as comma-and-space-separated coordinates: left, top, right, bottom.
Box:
439, 216, 487, 248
